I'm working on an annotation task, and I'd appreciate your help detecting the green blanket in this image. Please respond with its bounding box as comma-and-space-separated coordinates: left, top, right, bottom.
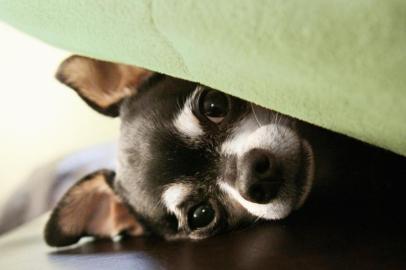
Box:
1, 0, 405, 156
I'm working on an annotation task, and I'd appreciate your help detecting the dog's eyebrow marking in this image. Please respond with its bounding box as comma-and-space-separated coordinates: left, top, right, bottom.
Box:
174, 93, 204, 138
162, 183, 192, 215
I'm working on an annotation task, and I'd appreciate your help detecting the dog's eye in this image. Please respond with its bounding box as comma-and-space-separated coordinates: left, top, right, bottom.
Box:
187, 203, 215, 230
199, 90, 229, 124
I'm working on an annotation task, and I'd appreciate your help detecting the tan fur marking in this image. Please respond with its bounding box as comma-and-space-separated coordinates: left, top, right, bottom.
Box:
57, 56, 151, 108
58, 173, 143, 238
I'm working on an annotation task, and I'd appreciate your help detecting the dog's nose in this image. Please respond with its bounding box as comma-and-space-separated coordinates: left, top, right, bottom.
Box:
237, 149, 282, 204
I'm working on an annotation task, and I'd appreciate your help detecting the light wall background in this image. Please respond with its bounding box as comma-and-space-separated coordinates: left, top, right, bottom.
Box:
0, 23, 119, 208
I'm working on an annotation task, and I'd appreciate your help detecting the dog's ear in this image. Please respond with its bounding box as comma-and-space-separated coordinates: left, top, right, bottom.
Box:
44, 170, 144, 247
56, 55, 153, 117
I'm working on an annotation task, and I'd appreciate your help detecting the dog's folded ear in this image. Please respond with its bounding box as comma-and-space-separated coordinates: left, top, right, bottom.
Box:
56, 55, 153, 117
44, 170, 143, 247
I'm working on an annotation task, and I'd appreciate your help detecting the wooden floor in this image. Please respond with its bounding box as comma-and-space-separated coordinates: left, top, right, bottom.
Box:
0, 201, 405, 270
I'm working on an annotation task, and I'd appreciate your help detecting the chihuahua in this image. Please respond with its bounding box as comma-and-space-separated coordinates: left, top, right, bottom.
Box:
44, 55, 406, 247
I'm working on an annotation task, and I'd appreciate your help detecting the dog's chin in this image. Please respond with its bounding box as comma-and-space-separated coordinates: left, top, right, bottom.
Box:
219, 139, 315, 220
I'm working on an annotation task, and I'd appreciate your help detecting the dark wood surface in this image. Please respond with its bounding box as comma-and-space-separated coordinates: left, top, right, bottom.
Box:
1, 202, 405, 270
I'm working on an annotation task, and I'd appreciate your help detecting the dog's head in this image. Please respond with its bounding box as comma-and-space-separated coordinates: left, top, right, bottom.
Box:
45, 56, 314, 246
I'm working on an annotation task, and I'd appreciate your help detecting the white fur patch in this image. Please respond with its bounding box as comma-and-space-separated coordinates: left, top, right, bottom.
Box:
221, 116, 260, 156
174, 95, 203, 138
219, 181, 293, 220
161, 184, 192, 216
221, 120, 299, 158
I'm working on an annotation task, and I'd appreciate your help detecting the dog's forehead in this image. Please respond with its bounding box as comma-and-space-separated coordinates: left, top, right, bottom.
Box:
116, 77, 221, 227
122, 76, 196, 122
120, 78, 216, 180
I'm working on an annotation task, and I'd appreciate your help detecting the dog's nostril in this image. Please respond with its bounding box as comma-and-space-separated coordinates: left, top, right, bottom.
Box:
238, 148, 282, 203
247, 181, 281, 204
248, 184, 267, 203
254, 155, 270, 175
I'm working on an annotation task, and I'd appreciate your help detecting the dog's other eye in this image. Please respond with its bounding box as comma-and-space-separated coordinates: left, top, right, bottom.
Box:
199, 90, 229, 124
187, 203, 215, 230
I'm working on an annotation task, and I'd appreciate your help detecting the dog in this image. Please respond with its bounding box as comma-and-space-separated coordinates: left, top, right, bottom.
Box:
44, 55, 406, 247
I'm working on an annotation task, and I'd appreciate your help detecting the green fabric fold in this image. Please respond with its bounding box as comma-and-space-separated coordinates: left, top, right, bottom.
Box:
1, 0, 405, 155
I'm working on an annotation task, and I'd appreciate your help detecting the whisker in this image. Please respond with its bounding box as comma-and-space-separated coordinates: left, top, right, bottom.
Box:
251, 103, 262, 128
249, 213, 266, 229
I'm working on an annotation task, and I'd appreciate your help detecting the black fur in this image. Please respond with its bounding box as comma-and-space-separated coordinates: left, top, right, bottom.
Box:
47, 59, 406, 246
